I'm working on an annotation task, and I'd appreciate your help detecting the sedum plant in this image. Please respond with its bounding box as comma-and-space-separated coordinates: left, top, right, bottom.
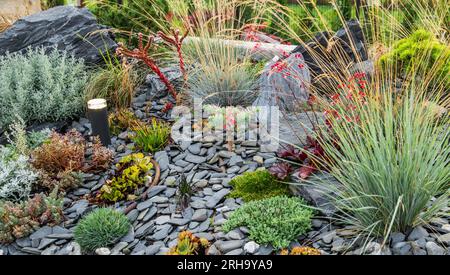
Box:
131, 118, 171, 154
0, 192, 64, 244
223, 196, 313, 249
0, 146, 38, 202
31, 129, 113, 192
0, 47, 88, 129
74, 208, 131, 252
99, 153, 153, 203
167, 231, 210, 255
228, 170, 291, 202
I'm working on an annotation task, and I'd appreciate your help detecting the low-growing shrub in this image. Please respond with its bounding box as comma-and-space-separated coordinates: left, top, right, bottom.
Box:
99, 153, 153, 203
0, 146, 38, 202
228, 170, 290, 202
223, 196, 313, 249
0, 47, 88, 129
32, 129, 86, 175
131, 118, 171, 154
31, 130, 112, 192
0, 192, 64, 244
167, 231, 210, 255
74, 208, 131, 252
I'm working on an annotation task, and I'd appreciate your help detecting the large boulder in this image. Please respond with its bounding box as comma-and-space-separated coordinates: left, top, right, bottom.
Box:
292, 19, 368, 92
0, 6, 117, 65
253, 53, 310, 112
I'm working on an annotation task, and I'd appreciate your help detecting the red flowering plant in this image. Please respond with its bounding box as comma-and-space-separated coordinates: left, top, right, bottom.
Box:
269, 71, 369, 181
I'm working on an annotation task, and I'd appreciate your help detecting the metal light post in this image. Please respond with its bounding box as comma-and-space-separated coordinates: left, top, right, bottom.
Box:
87, 98, 111, 146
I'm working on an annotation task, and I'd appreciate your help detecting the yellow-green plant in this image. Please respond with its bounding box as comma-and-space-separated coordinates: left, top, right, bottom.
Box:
99, 153, 153, 202
167, 231, 210, 255
131, 118, 171, 153
379, 29, 450, 89
228, 170, 291, 202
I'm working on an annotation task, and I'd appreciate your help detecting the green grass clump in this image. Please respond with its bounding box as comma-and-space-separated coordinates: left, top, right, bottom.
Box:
131, 118, 171, 154
228, 170, 290, 202
223, 196, 313, 249
317, 87, 450, 239
74, 208, 131, 252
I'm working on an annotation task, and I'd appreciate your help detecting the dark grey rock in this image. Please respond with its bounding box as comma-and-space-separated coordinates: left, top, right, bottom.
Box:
192, 209, 209, 222
185, 154, 207, 164
155, 151, 170, 172
290, 172, 339, 217
390, 232, 406, 244
407, 226, 429, 241
126, 209, 139, 223
392, 242, 412, 255
426, 241, 445, 255
215, 240, 244, 254
145, 244, 163, 255
206, 189, 230, 208
0, 6, 117, 65
135, 222, 154, 238
29, 226, 53, 240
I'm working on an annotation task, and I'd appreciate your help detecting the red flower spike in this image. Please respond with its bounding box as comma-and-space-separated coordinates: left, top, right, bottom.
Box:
116, 33, 178, 100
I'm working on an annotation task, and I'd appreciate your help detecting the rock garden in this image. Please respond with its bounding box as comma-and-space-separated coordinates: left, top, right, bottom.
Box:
0, 0, 448, 256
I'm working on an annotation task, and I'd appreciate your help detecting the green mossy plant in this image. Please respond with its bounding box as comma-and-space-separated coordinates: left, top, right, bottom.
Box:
74, 208, 131, 252
99, 153, 153, 203
223, 196, 313, 249
228, 169, 290, 202
379, 29, 450, 88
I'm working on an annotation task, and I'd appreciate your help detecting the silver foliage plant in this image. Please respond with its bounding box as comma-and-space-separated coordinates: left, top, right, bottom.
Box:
0, 47, 88, 129
0, 146, 38, 202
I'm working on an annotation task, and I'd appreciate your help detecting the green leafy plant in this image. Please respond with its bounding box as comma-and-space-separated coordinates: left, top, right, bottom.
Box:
223, 196, 313, 249
131, 118, 171, 154
0, 47, 88, 129
74, 208, 131, 252
0, 191, 64, 244
86, 0, 169, 43
379, 29, 450, 89
99, 153, 153, 202
228, 170, 290, 202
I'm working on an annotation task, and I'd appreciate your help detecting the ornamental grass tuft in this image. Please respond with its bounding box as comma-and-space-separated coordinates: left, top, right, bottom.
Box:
74, 208, 131, 252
